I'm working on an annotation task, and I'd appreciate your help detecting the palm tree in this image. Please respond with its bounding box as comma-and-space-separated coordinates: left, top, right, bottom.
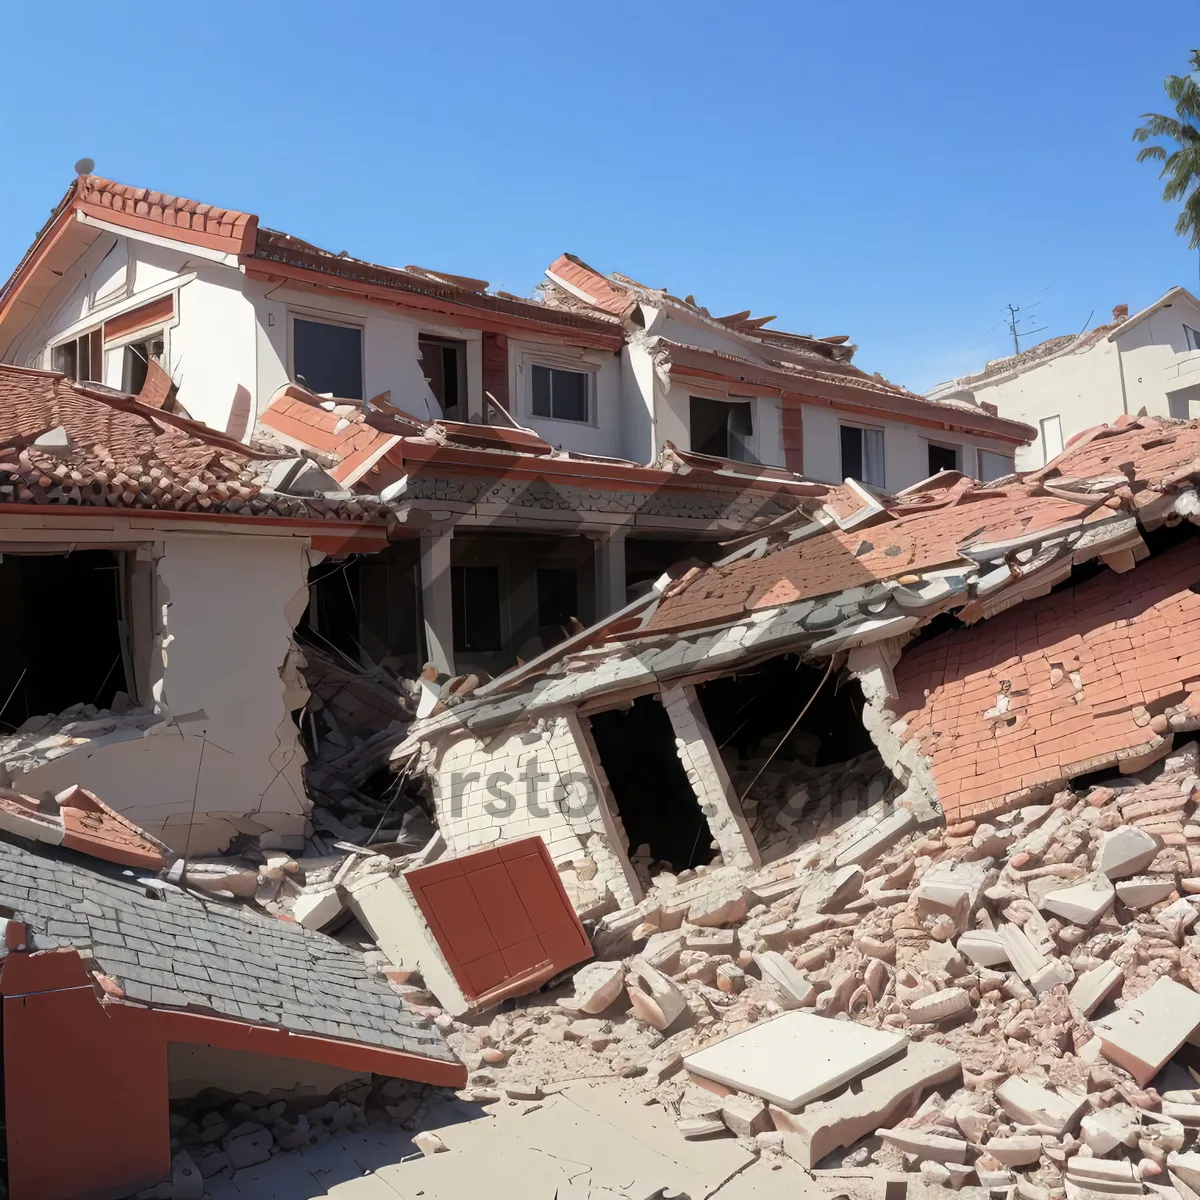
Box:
1134, 50, 1200, 248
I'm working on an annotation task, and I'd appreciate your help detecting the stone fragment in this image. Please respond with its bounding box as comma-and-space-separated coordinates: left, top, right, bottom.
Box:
906, 987, 972, 1024
292, 885, 346, 931
1093, 977, 1200, 1086
1095, 826, 1160, 879
1070, 962, 1125, 1018
1030, 957, 1075, 994
562, 960, 626, 1015
627, 960, 689, 1032
687, 878, 748, 928
772, 1041, 960, 1169
879, 1128, 970, 1163
1117, 877, 1177, 910
1042, 873, 1116, 925
413, 1131, 448, 1156
957, 930, 1010, 968
1159, 898, 1199, 935
1081, 1105, 1141, 1155
995, 1075, 1087, 1135
753, 951, 817, 1009
676, 1116, 726, 1138
224, 1127, 273, 1170
720, 1096, 772, 1137
984, 1136, 1045, 1167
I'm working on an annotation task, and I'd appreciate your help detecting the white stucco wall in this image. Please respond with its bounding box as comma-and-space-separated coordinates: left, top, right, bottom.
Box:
799, 403, 1016, 491
12, 532, 313, 855
508, 338, 624, 457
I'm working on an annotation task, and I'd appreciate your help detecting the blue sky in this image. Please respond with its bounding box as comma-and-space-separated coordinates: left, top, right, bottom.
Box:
1, 1, 1196, 392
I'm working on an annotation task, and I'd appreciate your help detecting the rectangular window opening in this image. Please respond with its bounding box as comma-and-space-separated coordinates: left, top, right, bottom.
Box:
292, 317, 363, 400
451, 565, 502, 653
536, 568, 578, 632
689, 396, 756, 462
1184, 325, 1200, 351
51, 329, 103, 383
839, 424, 884, 487
927, 442, 960, 476
120, 334, 166, 394
530, 364, 590, 423
418, 335, 467, 420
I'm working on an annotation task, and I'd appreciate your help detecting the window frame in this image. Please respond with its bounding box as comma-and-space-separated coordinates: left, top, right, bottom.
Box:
50, 327, 105, 384
1184, 324, 1200, 352
288, 311, 366, 400
417, 333, 469, 418
838, 421, 886, 488
925, 439, 961, 476
525, 360, 596, 426
1040, 414, 1064, 465
977, 448, 1015, 482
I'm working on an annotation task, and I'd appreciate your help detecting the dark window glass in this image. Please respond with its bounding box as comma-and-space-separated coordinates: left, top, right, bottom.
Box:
53, 340, 78, 380
531, 365, 588, 422
840, 425, 863, 480
928, 443, 959, 474
451, 565, 502, 652
689, 396, 754, 460
537, 568, 578, 628
418, 336, 465, 416
293, 319, 363, 399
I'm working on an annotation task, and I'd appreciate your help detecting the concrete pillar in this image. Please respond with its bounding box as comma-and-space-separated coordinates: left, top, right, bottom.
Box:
592, 530, 627, 620
419, 528, 454, 676
661, 684, 761, 870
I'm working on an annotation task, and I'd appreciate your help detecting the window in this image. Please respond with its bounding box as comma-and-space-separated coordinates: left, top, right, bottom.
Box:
120, 334, 166, 394
292, 317, 363, 399
531, 364, 589, 422
451, 565, 502, 653
977, 449, 1015, 482
1040, 414, 1064, 465
1185, 325, 1200, 351
418, 335, 467, 420
689, 396, 756, 462
52, 330, 102, 383
537, 568, 578, 631
839, 424, 885, 487
927, 442, 960, 475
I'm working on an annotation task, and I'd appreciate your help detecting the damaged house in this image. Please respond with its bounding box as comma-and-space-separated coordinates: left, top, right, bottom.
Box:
398, 412, 1200, 918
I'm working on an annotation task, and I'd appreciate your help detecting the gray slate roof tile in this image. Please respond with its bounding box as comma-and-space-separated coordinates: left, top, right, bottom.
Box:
0, 836, 454, 1065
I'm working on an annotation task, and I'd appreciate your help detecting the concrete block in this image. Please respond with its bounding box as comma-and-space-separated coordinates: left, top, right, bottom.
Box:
753, 951, 817, 1009
905, 986, 971, 1024
1031, 957, 1075, 994
772, 1041, 960, 1169
995, 1075, 1087, 1135
1159, 898, 1200, 935
1042, 873, 1116, 925
626, 959, 689, 1032
879, 1128, 970, 1163
998, 922, 1049, 983
1116, 876, 1176, 909
683, 1011, 907, 1112
1081, 1105, 1141, 1155
292, 885, 346, 931
1095, 826, 1160, 879
1069, 962, 1125, 1018
1093, 977, 1200, 1085
561, 960, 626, 1015
983, 1136, 1045, 1166
957, 930, 1010, 968
834, 807, 915, 868
720, 1096, 772, 1137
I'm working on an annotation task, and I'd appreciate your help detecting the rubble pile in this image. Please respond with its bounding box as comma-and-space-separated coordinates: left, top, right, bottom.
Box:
150, 1075, 452, 1194
370, 738, 1200, 1197
0, 697, 162, 783
296, 641, 434, 850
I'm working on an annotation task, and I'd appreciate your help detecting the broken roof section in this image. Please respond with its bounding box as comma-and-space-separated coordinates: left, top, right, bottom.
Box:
0, 175, 622, 359
408, 412, 1200, 827
543, 253, 1035, 449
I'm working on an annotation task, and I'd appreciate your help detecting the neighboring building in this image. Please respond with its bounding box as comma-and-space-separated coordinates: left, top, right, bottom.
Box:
542, 253, 1032, 488
928, 288, 1200, 471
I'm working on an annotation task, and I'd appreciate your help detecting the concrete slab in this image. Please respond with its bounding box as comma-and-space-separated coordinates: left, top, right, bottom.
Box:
1093, 977, 1200, 1085
995, 1075, 1087, 1135
771, 1041, 960, 1168
683, 1011, 908, 1112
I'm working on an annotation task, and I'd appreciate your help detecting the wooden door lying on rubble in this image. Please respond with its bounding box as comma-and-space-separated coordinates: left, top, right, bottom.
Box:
405, 836, 591, 1007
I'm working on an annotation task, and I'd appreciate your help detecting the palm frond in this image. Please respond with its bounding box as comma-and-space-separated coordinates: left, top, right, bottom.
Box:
1137, 144, 1168, 163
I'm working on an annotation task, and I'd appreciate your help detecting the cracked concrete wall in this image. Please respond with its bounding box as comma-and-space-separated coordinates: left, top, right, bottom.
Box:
6, 532, 313, 855
426, 714, 638, 912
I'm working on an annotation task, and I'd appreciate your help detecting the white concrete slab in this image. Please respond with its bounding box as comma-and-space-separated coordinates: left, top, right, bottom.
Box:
683, 1011, 909, 1111
1093, 977, 1200, 1085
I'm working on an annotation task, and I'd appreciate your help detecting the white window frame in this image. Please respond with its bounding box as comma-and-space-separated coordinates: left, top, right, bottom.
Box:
1040, 414, 1064, 465
977, 448, 1015, 482
48, 325, 105, 383
287, 309, 365, 399
838, 421, 886, 488
523, 358, 597, 427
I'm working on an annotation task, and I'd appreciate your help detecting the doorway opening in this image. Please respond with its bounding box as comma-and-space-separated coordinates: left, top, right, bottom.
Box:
588, 694, 712, 872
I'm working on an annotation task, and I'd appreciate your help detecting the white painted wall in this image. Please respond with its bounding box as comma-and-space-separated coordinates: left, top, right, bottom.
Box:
508, 337, 624, 457
14, 532, 313, 855
799, 403, 1015, 491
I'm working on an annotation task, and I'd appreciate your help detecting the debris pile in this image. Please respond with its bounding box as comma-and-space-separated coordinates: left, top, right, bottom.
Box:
361, 737, 1200, 1198
295, 642, 434, 851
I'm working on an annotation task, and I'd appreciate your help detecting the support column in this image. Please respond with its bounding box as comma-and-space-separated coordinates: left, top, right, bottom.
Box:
592, 529, 628, 620
419, 528, 455, 676
661, 684, 761, 870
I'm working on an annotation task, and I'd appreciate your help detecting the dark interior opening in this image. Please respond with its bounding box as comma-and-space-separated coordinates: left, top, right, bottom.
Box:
0, 550, 129, 727
536, 567, 578, 632
927, 443, 959, 475
588, 695, 712, 870
696, 653, 874, 767
689, 395, 755, 462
